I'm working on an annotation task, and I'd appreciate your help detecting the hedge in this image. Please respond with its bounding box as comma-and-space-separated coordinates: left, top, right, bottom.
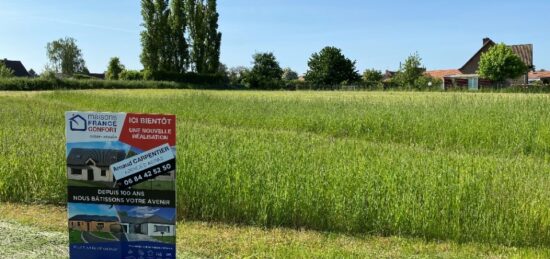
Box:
0, 78, 217, 91
145, 71, 228, 85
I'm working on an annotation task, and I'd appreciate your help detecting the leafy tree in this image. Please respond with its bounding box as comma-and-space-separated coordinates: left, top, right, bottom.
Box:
187, 0, 207, 73
140, 0, 159, 72
478, 43, 529, 86
204, 0, 222, 73
40, 67, 57, 80
120, 70, 144, 81
106, 57, 125, 80
394, 52, 426, 89
228, 66, 249, 85
169, 0, 189, 73
362, 69, 383, 83
186, 0, 221, 74
246, 52, 283, 89
46, 37, 87, 75
141, 0, 187, 73
140, 0, 221, 75
305, 46, 360, 88
81, 67, 90, 75
155, 0, 171, 71
218, 63, 228, 74
0, 62, 14, 78
282, 67, 299, 81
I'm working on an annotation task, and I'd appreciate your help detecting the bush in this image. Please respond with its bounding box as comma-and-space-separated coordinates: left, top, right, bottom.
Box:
145, 71, 227, 85
0, 78, 188, 91
40, 70, 57, 80
70, 73, 97, 80
0, 62, 14, 78
414, 76, 443, 91
499, 83, 550, 93
119, 70, 144, 81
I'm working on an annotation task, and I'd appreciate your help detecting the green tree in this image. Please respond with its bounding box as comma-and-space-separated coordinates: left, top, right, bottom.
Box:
141, 0, 220, 75
140, 0, 173, 72
394, 52, 426, 89
106, 57, 125, 80
228, 66, 249, 85
155, 0, 172, 71
46, 37, 87, 75
187, 0, 207, 73
0, 62, 14, 78
140, 0, 159, 72
169, 0, 189, 73
362, 69, 383, 83
305, 46, 360, 88
120, 70, 144, 81
246, 52, 283, 89
282, 67, 299, 81
478, 43, 529, 86
204, 0, 222, 73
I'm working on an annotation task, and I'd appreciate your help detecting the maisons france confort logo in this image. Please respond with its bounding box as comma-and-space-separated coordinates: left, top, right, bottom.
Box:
69, 113, 119, 133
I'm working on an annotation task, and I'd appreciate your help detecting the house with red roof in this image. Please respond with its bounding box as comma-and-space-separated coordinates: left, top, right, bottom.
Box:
425, 38, 534, 90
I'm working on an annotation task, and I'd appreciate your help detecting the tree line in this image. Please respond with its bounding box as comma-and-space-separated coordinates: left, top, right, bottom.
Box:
226, 43, 533, 90
228, 47, 442, 91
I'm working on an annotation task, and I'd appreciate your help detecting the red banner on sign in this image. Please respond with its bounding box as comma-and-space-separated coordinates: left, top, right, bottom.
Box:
119, 113, 176, 151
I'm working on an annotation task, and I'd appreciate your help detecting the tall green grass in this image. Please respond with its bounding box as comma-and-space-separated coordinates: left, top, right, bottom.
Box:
1, 90, 550, 247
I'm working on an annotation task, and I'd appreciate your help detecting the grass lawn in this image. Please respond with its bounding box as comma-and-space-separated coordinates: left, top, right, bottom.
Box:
69, 230, 84, 244
1, 203, 550, 258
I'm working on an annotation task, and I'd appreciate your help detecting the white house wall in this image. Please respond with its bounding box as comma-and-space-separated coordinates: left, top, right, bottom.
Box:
67, 166, 114, 182
67, 167, 86, 181
146, 223, 175, 237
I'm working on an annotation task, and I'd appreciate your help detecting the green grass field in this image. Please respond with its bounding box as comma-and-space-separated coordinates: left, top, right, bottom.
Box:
1, 90, 550, 248
69, 230, 84, 244
2, 203, 550, 258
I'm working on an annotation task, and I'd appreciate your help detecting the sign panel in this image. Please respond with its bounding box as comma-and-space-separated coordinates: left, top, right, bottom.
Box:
66, 111, 176, 259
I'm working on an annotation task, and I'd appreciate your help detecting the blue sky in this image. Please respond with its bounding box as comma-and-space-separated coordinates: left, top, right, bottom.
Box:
68, 203, 118, 218
1, 0, 548, 74
116, 205, 175, 220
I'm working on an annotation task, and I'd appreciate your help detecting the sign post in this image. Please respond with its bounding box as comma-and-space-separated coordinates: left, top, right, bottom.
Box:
66, 111, 177, 259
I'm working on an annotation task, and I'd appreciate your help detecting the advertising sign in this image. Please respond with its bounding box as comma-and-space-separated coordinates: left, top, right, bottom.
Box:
66, 111, 176, 259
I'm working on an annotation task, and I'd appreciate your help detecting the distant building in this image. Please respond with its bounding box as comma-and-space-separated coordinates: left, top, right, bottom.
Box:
1, 59, 30, 77
120, 215, 175, 237
383, 70, 397, 81
69, 215, 120, 233
529, 71, 550, 84
424, 38, 534, 90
